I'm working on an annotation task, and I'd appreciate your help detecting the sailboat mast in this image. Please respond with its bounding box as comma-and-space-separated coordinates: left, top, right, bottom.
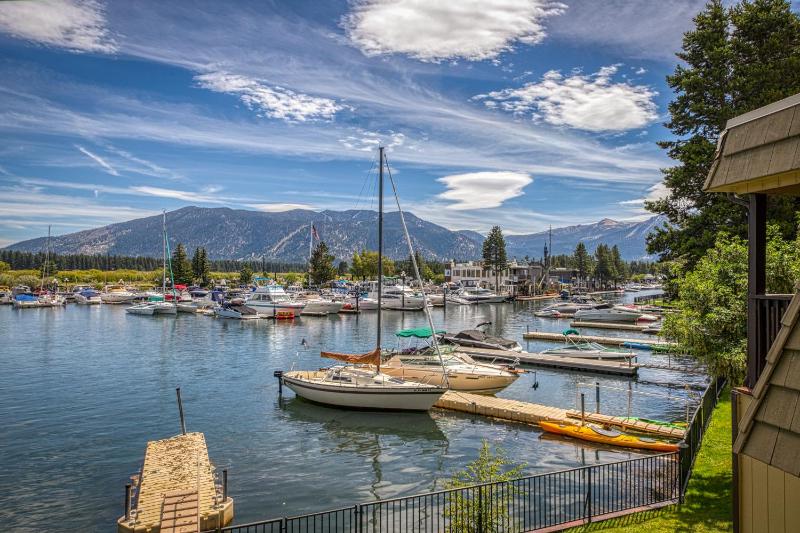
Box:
376, 146, 384, 361
162, 211, 167, 294
41, 225, 51, 292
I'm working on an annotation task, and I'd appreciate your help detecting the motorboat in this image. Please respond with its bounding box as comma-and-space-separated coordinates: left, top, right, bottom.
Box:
100, 284, 138, 304
453, 286, 507, 304
246, 280, 305, 317
380, 328, 520, 394
74, 288, 102, 305
292, 291, 343, 316
176, 302, 199, 313
0, 288, 12, 305
539, 329, 634, 360
440, 327, 523, 352
534, 301, 595, 317
126, 300, 178, 316
341, 294, 379, 311
444, 293, 473, 305
214, 301, 259, 319
188, 286, 209, 298
379, 284, 427, 311
280, 146, 446, 411
13, 291, 65, 308
574, 303, 649, 323
613, 304, 660, 322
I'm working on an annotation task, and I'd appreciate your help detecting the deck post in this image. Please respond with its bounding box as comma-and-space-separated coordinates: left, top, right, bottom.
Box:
124, 483, 131, 520
176, 387, 186, 435
580, 393, 585, 425
222, 469, 228, 503
747, 193, 766, 388
595, 382, 600, 413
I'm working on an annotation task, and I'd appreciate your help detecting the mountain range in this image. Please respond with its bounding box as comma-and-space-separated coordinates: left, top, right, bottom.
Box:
4, 206, 664, 262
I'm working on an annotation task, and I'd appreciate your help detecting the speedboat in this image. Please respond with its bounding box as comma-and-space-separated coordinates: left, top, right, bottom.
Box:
74, 288, 102, 305
13, 291, 64, 308
440, 328, 522, 352
126, 300, 177, 316
246, 281, 305, 317
540, 330, 634, 360
341, 294, 379, 311
293, 291, 343, 316
100, 284, 137, 304
574, 303, 647, 323
214, 301, 259, 319
453, 286, 507, 304
0, 288, 12, 305
534, 301, 595, 317
445, 293, 473, 305
379, 285, 427, 311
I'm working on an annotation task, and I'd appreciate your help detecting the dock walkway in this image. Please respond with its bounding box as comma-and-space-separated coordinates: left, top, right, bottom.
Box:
434, 392, 685, 439
570, 321, 650, 331
457, 346, 638, 376
521, 330, 676, 350
118, 432, 233, 533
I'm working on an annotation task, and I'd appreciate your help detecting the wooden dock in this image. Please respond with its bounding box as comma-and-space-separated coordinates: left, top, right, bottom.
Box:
521, 330, 676, 350
570, 321, 650, 331
117, 432, 233, 533
457, 345, 638, 376
514, 294, 559, 301
434, 391, 684, 440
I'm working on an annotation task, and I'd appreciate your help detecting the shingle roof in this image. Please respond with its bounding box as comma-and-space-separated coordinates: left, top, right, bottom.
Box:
704, 92, 800, 194
734, 286, 800, 476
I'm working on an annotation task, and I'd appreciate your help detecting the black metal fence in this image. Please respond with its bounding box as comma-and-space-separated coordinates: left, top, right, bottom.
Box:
206, 378, 725, 533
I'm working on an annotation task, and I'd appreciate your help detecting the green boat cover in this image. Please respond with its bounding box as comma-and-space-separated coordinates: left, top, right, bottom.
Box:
395, 327, 445, 338
562, 328, 580, 336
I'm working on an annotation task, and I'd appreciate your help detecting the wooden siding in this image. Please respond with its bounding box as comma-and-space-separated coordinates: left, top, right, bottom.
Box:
738, 454, 800, 533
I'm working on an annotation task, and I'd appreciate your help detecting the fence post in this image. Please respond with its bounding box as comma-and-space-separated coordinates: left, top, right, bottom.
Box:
477, 486, 483, 533
354, 504, 362, 533
586, 467, 593, 524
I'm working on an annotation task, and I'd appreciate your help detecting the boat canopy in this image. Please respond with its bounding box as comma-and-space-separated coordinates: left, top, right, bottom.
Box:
321, 347, 381, 365
15, 294, 36, 301
562, 328, 580, 336
395, 327, 445, 338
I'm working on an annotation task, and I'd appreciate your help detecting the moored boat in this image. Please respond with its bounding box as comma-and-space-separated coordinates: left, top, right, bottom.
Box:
539, 420, 680, 452
74, 288, 102, 305
214, 301, 259, 319
540, 329, 634, 360
440, 327, 522, 352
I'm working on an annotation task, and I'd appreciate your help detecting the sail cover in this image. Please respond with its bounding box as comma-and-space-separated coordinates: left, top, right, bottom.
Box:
395, 327, 445, 338
321, 347, 381, 365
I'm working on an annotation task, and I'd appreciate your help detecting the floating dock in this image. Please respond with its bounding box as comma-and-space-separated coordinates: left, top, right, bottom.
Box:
514, 294, 559, 301
117, 432, 233, 533
570, 321, 650, 331
434, 391, 684, 440
457, 345, 638, 376
521, 330, 676, 350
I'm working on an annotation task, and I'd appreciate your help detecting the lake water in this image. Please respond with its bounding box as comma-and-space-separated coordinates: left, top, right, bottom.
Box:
0, 290, 707, 532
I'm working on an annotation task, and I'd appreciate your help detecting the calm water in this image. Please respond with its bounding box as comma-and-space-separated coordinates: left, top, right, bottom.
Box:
0, 291, 707, 532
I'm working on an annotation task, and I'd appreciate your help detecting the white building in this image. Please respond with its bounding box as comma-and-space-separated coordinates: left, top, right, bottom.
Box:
445, 260, 544, 295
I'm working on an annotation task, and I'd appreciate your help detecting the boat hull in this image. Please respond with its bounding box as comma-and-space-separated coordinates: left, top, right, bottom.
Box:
539, 421, 679, 452
282, 372, 444, 411
540, 349, 631, 360
379, 367, 518, 394
300, 300, 343, 316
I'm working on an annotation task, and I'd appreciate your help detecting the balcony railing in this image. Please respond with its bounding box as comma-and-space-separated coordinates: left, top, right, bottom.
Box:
748, 294, 792, 388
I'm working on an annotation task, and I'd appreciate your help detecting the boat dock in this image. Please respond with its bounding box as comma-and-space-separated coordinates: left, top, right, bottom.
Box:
522, 330, 676, 350
456, 346, 638, 376
514, 294, 558, 301
117, 432, 233, 533
434, 391, 684, 439
570, 321, 650, 331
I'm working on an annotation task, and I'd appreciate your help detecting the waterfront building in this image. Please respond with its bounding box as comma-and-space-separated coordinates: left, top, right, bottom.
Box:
704, 92, 800, 533
445, 259, 544, 295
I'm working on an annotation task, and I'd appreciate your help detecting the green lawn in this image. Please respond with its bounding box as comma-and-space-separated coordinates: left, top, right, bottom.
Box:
568, 389, 733, 533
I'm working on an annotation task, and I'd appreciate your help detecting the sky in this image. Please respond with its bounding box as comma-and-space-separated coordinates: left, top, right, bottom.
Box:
0, 0, 744, 247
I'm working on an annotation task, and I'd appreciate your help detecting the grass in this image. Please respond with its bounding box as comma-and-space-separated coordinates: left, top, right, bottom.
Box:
568, 388, 733, 533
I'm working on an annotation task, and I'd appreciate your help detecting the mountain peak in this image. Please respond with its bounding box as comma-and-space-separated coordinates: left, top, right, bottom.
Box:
598, 218, 618, 226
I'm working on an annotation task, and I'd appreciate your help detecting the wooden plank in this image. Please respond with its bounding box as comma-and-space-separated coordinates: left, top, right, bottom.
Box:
740, 454, 753, 533
752, 458, 771, 532
767, 465, 786, 533
785, 471, 800, 532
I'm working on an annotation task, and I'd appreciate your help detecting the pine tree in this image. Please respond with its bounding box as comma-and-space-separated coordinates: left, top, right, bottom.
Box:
337, 260, 349, 277
309, 241, 337, 286
594, 244, 616, 288
191, 247, 211, 286
572, 242, 590, 286
610, 245, 627, 287
239, 264, 253, 286
647, 0, 800, 265
482, 226, 507, 293
171, 243, 193, 285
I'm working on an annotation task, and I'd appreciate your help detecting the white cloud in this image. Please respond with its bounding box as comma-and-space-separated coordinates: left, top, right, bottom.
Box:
0, 0, 116, 53
343, 0, 566, 62
195, 71, 347, 122
76, 145, 118, 175
635, 67, 647, 75
102, 144, 184, 181
339, 130, 405, 152
476, 65, 658, 132
437, 171, 532, 210
247, 203, 315, 212
619, 181, 668, 207
128, 185, 224, 204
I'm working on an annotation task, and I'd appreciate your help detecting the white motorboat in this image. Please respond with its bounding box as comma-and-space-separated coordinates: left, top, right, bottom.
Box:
13, 292, 63, 308
126, 300, 177, 316
440, 327, 523, 352
535, 301, 595, 317
453, 286, 507, 304
100, 284, 138, 304
0, 288, 12, 305
574, 304, 646, 323
247, 280, 305, 317
74, 288, 102, 305
280, 146, 447, 411
445, 293, 473, 305
380, 285, 427, 311
341, 294, 379, 311
281, 365, 445, 411
292, 291, 343, 315
214, 302, 260, 319
540, 330, 634, 360
176, 302, 199, 313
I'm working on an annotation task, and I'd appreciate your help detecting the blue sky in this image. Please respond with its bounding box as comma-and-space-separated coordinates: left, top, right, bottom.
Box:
0, 0, 746, 246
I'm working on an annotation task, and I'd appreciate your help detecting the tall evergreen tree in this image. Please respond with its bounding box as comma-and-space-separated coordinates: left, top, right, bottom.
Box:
309, 241, 337, 286
482, 226, 507, 293
610, 245, 627, 287
594, 244, 616, 288
239, 264, 253, 286
572, 242, 590, 285
648, 0, 800, 265
191, 247, 211, 286
171, 243, 192, 285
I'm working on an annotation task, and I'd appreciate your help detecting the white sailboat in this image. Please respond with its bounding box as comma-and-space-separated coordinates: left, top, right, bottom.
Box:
281, 147, 447, 411
127, 212, 177, 316
13, 226, 65, 308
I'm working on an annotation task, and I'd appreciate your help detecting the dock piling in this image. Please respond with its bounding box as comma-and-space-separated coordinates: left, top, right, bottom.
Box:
124, 483, 131, 521
580, 393, 586, 425
176, 387, 186, 435
222, 469, 228, 503
595, 382, 600, 413
274, 371, 284, 395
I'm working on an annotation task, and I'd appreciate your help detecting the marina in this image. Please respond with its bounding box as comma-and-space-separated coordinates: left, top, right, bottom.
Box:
522, 330, 677, 349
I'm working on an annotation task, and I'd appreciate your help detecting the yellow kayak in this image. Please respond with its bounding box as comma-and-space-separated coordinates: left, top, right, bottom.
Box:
539, 421, 680, 453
